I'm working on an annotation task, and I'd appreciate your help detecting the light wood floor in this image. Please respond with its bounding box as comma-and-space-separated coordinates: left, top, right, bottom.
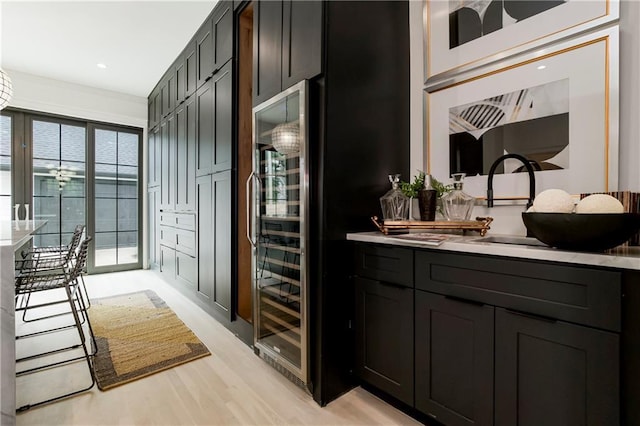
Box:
15, 269, 421, 425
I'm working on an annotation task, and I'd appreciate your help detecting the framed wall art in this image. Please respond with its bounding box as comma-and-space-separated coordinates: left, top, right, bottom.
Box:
425, 26, 619, 200
424, 0, 619, 85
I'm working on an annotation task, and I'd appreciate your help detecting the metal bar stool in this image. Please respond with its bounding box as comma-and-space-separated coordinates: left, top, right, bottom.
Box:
17, 225, 91, 323
14, 237, 96, 412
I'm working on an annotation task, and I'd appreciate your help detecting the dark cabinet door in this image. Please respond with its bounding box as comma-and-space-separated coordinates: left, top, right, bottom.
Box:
253, 0, 282, 106
212, 61, 233, 173
175, 96, 197, 211
354, 276, 414, 406
195, 80, 214, 176
147, 126, 160, 188
175, 52, 186, 105
415, 291, 494, 426
196, 17, 214, 89
160, 71, 175, 118
282, 0, 322, 90
160, 244, 176, 279
159, 119, 170, 209
184, 40, 197, 99
148, 187, 160, 266
196, 171, 232, 318
196, 174, 213, 303
211, 170, 232, 318
148, 97, 156, 130
495, 308, 619, 426
212, 2, 233, 71
152, 89, 161, 126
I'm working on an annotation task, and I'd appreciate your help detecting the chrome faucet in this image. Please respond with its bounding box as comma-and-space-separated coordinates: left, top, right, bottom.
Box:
487, 153, 536, 209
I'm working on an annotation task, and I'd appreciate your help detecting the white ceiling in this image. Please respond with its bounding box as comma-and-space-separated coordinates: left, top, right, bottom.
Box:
1, 1, 218, 98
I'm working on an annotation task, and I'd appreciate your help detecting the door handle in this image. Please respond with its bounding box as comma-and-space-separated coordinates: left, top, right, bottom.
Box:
245, 171, 262, 248
246, 171, 255, 247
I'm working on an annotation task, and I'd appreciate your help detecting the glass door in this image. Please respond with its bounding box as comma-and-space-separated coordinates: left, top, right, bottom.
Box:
90, 125, 142, 272
252, 81, 308, 384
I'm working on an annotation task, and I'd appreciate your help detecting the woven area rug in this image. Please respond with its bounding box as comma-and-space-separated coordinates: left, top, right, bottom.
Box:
89, 290, 210, 390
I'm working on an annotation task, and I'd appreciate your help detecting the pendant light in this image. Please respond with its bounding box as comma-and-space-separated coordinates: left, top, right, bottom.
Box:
0, 68, 13, 110
271, 96, 300, 155
271, 122, 300, 155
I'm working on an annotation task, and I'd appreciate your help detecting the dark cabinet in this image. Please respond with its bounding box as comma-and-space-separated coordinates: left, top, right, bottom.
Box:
148, 187, 160, 266
253, 0, 282, 106
253, 0, 322, 106
149, 88, 161, 129
160, 71, 175, 118
196, 171, 232, 318
196, 16, 214, 89
415, 291, 494, 426
282, 0, 323, 90
160, 113, 176, 210
355, 277, 414, 406
175, 96, 197, 211
212, 2, 233, 71
160, 244, 176, 279
175, 52, 186, 105
147, 126, 160, 188
212, 61, 232, 173
184, 40, 197, 100
495, 308, 619, 426
195, 61, 233, 176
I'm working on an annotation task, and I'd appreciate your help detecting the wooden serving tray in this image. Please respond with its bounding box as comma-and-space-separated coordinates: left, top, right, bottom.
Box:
371, 216, 493, 236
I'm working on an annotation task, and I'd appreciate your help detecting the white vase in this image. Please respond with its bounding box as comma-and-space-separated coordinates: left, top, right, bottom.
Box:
23, 204, 29, 221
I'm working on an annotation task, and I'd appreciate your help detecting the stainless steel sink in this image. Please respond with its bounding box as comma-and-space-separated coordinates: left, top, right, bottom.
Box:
472, 235, 549, 247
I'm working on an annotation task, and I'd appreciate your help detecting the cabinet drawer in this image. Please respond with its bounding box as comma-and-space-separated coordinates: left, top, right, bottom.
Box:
159, 226, 176, 249
159, 212, 176, 226
355, 244, 413, 288
415, 251, 621, 332
176, 252, 197, 287
174, 213, 196, 231
175, 229, 196, 256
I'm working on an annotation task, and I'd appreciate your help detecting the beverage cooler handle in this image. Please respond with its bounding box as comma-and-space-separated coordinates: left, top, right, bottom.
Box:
245, 171, 258, 248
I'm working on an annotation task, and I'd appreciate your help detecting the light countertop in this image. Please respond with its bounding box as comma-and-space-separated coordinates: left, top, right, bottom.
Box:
0, 221, 48, 250
347, 231, 640, 271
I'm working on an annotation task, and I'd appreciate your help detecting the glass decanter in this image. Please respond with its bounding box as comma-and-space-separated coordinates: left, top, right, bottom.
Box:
380, 174, 409, 221
442, 173, 475, 221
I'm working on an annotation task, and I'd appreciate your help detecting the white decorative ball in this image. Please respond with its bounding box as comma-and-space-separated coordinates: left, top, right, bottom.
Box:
533, 189, 575, 213
575, 194, 624, 214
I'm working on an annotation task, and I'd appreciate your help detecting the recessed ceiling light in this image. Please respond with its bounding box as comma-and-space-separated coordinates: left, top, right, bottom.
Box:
97, 63, 107, 69
537, 65, 546, 70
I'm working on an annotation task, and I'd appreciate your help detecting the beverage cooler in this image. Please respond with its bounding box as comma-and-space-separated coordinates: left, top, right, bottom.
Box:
248, 80, 309, 387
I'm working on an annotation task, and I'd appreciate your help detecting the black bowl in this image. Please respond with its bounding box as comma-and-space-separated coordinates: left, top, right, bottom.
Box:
522, 212, 640, 251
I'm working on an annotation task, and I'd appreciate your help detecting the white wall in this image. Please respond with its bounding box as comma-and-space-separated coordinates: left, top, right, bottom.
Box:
6, 70, 150, 267
409, 1, 640, 235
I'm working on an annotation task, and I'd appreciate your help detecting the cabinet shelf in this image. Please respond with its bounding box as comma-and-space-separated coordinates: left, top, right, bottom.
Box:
262, 310, 301, 336
260, 280, 300, 303
261, 294, 301, 319
262, 243, 301, 254
263, 322, 301, 349
260, 272, 300, 288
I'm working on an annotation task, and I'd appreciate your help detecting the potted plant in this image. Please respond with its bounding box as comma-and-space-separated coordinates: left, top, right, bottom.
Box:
401, 171, 453, 220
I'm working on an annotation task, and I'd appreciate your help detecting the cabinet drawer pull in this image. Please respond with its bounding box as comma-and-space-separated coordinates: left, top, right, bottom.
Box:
444, 295, 485, 307
505, 308, 557, 323
376, 280, 409, 290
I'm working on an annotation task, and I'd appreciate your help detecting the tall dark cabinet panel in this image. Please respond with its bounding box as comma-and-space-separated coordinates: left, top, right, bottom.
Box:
147, 126, 160, 188
213, 3, 233, 70
185, 40, 198, 99
175, 96, 197, 211
495, 308, 619, 426
354, 277, 414, 406
197, 174, 213, 303
196, 172, 232, 318
253, 0, 282, 106
195, 81, 214, 176
252, 0, 322, 107
281, 1, 322, 91
212, 170, 232, 317
147, 187, 160, 266
415, 291, 494, 426
310, 1, 410, 405
176, 53, 187, 105
212, 62, 233, 173
196, 17, 214, 88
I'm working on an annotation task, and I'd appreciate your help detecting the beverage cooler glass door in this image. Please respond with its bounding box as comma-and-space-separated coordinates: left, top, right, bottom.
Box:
249, 80, 308, 384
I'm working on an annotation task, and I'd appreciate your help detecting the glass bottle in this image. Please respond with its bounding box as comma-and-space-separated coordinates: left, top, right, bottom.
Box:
380, 174, 409, 221
442, 173, 475, 221
418, 174, 437, 221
